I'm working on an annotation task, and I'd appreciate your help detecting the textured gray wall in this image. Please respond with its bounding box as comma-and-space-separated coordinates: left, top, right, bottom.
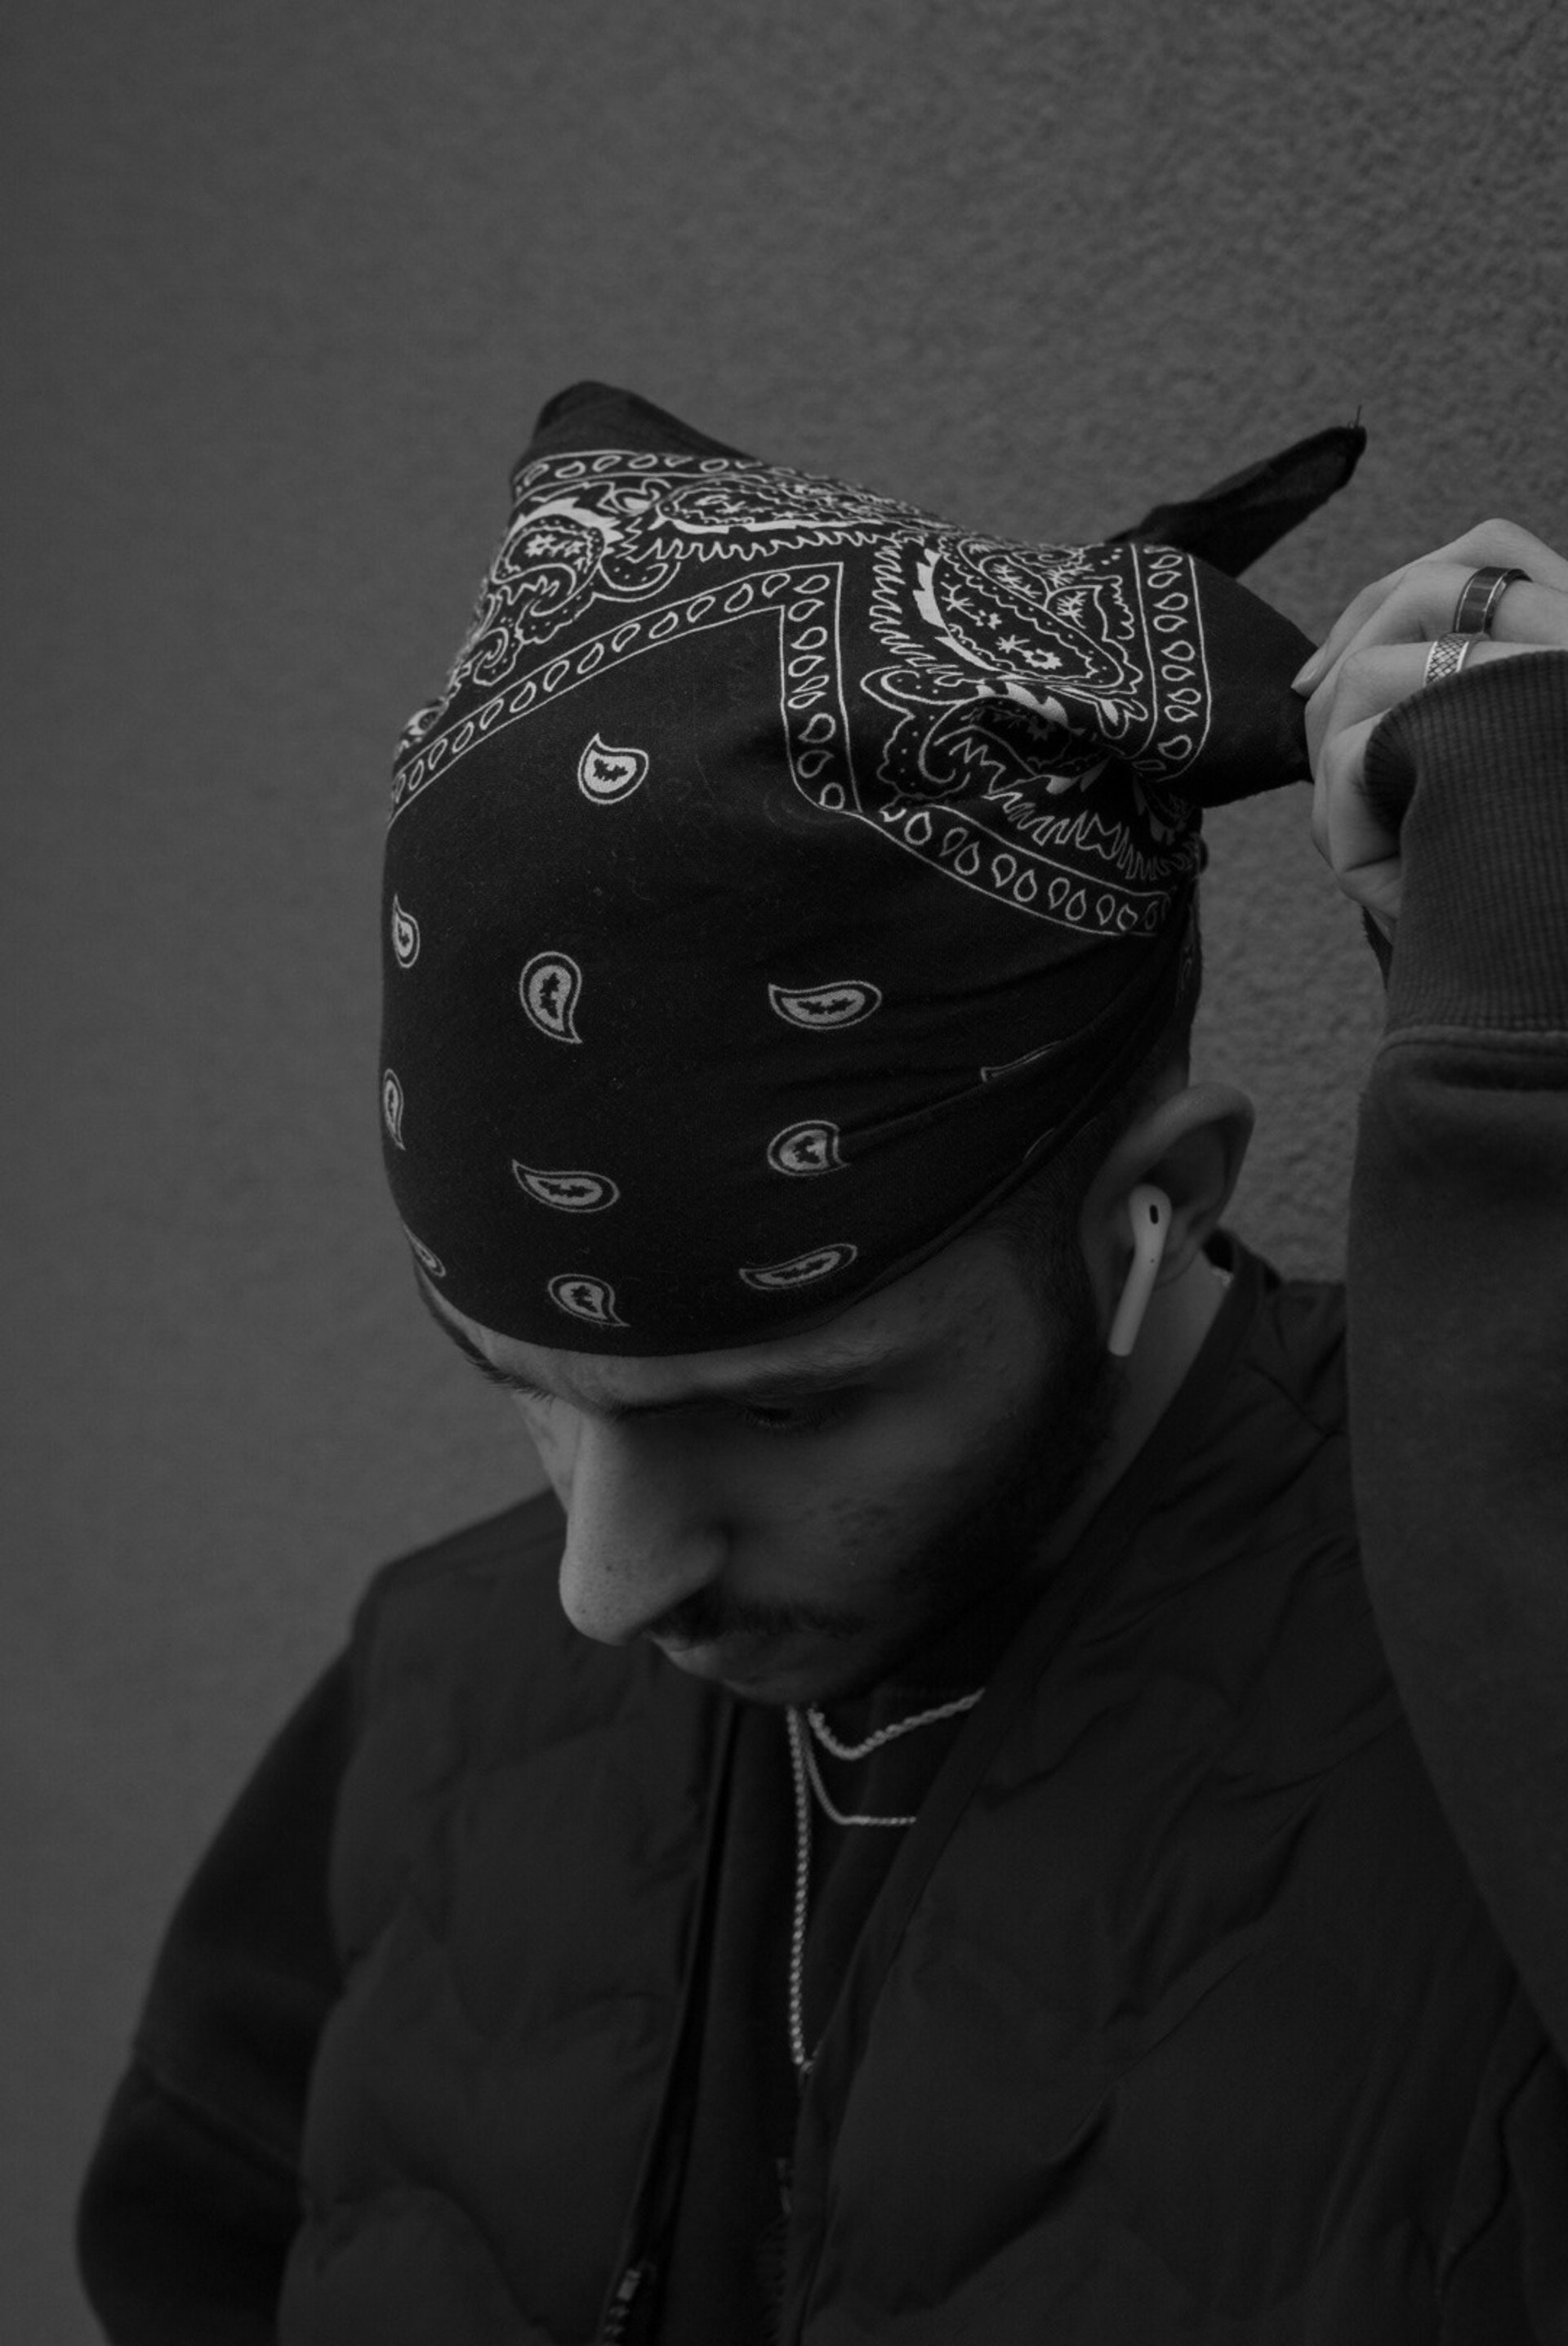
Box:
5, 2, 1566, 2334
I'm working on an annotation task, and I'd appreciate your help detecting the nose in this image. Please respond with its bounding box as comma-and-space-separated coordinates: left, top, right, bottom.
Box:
556, 1416, 728, 1646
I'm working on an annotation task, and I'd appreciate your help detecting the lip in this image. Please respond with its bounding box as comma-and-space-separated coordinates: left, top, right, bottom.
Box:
653, 1631, 779, 1685
656, 1635, 751, 1669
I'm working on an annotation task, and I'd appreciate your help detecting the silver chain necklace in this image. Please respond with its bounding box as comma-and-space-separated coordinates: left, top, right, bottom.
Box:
785, 1688, 984, 2078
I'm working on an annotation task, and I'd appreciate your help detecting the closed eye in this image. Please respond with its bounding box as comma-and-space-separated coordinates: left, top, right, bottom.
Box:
506, 1377, 849, 1439
734, 1398, 849, 1439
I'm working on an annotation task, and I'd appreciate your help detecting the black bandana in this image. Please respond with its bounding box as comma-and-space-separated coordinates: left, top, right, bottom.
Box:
379, 385, 1363, 1352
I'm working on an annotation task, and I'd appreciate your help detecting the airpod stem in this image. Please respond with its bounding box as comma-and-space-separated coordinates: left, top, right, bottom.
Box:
1107, 1184, 1172, 1358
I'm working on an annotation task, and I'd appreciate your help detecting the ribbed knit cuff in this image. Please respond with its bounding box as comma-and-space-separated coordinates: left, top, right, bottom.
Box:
1361, 649, 1568, 1034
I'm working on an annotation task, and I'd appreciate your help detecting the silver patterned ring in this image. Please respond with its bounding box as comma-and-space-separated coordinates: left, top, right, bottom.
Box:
1451, 564, 1530, 635
1423, 633, 1479, 688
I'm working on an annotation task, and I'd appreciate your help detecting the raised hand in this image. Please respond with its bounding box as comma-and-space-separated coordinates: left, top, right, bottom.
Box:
1291, 520, 1568, 939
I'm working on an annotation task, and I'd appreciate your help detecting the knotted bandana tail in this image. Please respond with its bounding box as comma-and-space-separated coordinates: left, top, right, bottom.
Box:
1109, 417, 1368, 582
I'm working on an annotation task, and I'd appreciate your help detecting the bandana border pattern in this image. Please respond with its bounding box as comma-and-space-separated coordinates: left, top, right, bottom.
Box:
390, 459, 1206, 939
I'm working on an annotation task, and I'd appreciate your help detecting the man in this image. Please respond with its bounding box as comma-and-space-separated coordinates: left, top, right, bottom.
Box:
78, 385, 1568, 2342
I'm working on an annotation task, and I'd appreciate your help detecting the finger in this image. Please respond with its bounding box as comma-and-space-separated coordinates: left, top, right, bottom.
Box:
1304, 564, 1568, 715
1303, 633, 1544, 772
1293, 563, 1412, 689
1310, 711, 1405, 925
1355, 563, 1565, 651
1417, 517, 1568, 596
1294, 518, 1568, 690
1304, 643, 1428, 773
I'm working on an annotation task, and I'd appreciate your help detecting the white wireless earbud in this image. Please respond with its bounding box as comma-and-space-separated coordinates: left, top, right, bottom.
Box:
1107, 1184, 1171, 1358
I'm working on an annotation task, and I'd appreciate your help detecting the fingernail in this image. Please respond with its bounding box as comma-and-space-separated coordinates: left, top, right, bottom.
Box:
1290, 650, 1322, 694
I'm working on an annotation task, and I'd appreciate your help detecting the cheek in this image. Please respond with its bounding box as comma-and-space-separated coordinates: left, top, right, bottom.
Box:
514, 1397, 578, 1498
737, 1406, 1001, 1579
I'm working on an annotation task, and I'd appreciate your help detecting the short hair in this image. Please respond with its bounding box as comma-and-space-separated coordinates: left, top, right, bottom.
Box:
977, 908, 1202, 1303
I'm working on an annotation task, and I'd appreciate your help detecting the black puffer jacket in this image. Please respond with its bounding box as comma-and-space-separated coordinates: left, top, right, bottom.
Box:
78, 655, 1568, 2342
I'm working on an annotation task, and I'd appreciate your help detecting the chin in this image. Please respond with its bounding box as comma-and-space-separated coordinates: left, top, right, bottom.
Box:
658, 1635, 878, 1710
738, 1651, 892, 1711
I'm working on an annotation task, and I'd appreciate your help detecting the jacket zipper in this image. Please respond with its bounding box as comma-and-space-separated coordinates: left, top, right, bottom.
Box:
594, 1699, 742, 2342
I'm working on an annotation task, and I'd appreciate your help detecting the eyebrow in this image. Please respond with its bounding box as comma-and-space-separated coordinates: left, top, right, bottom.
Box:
412, 1270, 895, 1420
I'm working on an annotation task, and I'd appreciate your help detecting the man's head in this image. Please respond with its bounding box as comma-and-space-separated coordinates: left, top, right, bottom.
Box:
416, 966, 1254, 1710
379, 386, 1347, 1699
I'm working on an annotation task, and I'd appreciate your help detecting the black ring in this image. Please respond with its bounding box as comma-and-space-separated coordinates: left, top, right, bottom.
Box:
1451, 564, 1530, 635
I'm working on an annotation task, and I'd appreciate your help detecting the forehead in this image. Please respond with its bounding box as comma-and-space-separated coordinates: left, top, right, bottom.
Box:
414, 1227, 1013, 1407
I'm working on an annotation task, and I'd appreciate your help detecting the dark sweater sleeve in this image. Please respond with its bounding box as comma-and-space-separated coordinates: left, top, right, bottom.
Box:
76, 1650, 354, 2344
1343, 653, 1568, 2324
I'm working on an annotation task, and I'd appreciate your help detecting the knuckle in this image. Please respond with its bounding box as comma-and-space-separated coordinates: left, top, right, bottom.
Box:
1458, 516, 1525, 557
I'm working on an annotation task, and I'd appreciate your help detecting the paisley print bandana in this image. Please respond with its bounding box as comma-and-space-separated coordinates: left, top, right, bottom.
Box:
379, 383, 1363, 1353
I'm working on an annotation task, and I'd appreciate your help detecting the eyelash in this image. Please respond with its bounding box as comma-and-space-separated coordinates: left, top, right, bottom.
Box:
736, 1401, 844, 1440
511, 1386, 844, 1439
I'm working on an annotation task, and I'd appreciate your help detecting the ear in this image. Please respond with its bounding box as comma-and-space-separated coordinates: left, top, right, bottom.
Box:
1083, 1081, 1256, 1291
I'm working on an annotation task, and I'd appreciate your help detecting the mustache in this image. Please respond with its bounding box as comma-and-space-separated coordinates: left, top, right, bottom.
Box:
647, 1588, 864, 1648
